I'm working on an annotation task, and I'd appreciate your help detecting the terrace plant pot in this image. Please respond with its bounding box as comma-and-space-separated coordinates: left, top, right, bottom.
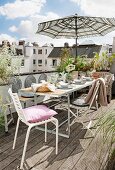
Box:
0, 84, 11, 131
91, 71, 101, 79
0, 84, 11, 103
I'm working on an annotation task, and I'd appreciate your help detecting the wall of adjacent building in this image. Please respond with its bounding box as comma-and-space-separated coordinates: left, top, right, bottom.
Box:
112, 37, 115, 53
16, 42, 54, 73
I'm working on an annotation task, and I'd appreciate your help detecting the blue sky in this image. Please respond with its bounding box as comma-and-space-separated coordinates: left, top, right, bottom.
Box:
0, 0, 115, 46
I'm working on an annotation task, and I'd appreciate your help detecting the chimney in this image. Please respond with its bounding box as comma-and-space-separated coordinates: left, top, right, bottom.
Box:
64, 42, 69, 48
19, 40, 25, 45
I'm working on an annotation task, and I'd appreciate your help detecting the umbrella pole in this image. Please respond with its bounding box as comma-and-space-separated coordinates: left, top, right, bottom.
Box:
75, 14, 78, 62
75, 37, 77, 57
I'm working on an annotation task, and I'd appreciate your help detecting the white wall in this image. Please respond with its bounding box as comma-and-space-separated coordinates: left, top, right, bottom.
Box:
47, 58, 60, 71
18, 45, 54, 73
112, 37, 115, 53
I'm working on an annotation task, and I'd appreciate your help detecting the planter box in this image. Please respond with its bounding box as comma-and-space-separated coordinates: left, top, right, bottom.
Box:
0, 84, 14, 132
0, 84, 11, 104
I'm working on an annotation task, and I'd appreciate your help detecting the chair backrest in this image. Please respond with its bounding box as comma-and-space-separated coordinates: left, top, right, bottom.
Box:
89, 80, 100, 109
85, 80, 100, 109
8, 88, 26, 122
38, 73, 47, 83
105, 74, 113, 94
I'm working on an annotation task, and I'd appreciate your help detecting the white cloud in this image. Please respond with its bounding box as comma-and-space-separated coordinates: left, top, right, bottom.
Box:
70, 0, 115, 17
0, 34, 17, 44
0, 0, 46, 19
17, 20, 33, 36
9, 25, 17, 32
8, 12, 60, 42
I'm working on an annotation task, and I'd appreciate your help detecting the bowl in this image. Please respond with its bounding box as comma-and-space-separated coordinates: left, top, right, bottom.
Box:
59, 81, 68, 88
74, 79, 82, 84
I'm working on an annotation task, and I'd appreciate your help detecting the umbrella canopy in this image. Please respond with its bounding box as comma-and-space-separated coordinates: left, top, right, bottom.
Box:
36, 14, 115, 56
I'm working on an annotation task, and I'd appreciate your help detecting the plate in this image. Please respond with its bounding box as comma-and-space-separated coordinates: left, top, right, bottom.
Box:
83, 77, 92, 81
57, 86, 72, 89
73, 81, 86, 85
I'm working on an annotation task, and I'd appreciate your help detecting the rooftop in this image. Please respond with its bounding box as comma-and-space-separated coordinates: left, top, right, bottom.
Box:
48, 44, 102, 58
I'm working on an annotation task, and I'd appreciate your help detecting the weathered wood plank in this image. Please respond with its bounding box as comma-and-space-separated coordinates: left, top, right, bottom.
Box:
30, 123, 83, 170
1, 111, 67, 169
0, 99, 114, 170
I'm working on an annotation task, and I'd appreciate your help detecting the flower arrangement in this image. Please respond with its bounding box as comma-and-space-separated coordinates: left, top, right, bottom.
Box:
57, 47, 75, 73
57, 55, 75, 82
65, 63, 75, 72
57, 56, 75, 73
65, 63, 75, 81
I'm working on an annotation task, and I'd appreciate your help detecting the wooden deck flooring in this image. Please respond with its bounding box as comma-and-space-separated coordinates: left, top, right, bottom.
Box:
0, 99, 115, 170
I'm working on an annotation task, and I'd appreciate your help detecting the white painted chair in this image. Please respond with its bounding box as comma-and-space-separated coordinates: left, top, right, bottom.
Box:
8, 88, 58, 169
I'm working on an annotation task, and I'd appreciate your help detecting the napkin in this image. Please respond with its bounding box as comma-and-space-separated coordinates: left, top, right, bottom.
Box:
31, 82, 56, 92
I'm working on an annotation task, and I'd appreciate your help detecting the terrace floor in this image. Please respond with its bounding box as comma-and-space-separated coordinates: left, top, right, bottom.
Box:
0, 98, 115, 170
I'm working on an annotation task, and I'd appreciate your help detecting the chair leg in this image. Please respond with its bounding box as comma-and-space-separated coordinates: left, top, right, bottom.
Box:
4, 109, 8, 133
86, 120, 92, 129
96, 101, 98, 110
24, 102, 26, 108
55, 119, 58, 155
13, 118, 20, 149
45, 122, 47, 142
20, 126, 31, 169
8, 105, 14, 123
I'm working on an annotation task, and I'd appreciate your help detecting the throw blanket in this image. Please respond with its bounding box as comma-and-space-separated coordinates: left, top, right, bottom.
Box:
85, 78, 108, 106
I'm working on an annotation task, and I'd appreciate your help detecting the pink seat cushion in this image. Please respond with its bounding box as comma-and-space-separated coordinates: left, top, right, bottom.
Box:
23, 105, 58, 123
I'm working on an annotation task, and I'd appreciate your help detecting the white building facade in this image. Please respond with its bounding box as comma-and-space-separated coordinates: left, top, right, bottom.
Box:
16, 41, 54, 73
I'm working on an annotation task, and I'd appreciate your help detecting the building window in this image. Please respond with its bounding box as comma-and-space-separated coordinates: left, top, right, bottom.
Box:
38, 49, 42, 54
33, 59, 36, 64
33, 70, 36, 72
45, 59, 47, 65
109, 48, 112, 53
45, 49, 47, 54
21, 59, 25, 66
33, 49, 36, 54
38, 59, 42, 66
52, 59, 57, 66
16, 49, 23, 55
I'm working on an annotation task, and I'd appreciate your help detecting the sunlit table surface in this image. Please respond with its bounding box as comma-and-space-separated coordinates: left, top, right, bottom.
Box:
20, 80, 94, 98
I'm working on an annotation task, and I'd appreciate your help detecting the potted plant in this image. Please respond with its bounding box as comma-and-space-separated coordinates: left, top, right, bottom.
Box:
0, 41, 22, 130
93, 52, 115, 71
57, 48, 76, 82
0, 95, 7, 132
91, 52, 115, 79
74, 56, 94, 78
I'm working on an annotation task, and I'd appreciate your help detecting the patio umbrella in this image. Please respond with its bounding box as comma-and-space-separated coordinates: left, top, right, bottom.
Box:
36, 14, 115, 57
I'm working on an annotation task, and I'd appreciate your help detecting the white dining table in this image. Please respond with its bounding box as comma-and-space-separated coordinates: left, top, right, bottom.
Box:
21, 80, 94, 138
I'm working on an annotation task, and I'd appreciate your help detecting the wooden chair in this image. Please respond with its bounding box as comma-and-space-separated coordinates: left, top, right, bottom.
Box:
8, 88, 58, 169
